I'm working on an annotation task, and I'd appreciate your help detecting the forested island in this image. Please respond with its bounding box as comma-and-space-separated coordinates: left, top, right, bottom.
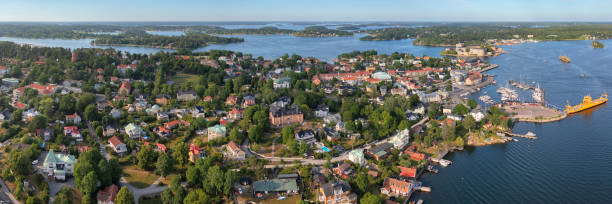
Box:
293, 26, 353, 37
92, 30, 243, 50
361, 24, 612, 46
592, 40, 605, 48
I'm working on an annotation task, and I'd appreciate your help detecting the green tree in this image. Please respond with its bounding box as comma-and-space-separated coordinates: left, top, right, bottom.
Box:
453, 104, 469, 115
183, 189, 210, 204
455, 136, 465, 147
360, 192, 382, 204
27, 115, 47, 132
74, 162, 93, 188
172, 142, 189, 169
186, 166, 200, 187
281, 126, 294, 144
26, 196, 36, 204
354, 174, 368, 194
467, 99, 478, 109
8, 150, 31, 176
97, 160, 112, 187
115, 187, 135, 204
84, 104, 99, 121
137, 145, 158, 171
109, 158, 123, 185
427, 103, 441, 119
161, 189, 173, 204
463, 115, 477, 133
156, 155, 172, 177
59, 94, 76, 114
204, 165, 224, 195
81, 171, 98, 198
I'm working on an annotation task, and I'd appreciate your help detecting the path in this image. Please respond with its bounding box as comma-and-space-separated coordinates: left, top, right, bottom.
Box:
120, 177, 168, 204
0, 178, 19, 204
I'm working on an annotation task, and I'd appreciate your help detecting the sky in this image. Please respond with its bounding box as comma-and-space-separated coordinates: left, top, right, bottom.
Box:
0, 0, 610, 22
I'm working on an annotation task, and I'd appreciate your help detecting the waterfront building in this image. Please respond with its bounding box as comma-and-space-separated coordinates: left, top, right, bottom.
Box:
381, 177, 412, 197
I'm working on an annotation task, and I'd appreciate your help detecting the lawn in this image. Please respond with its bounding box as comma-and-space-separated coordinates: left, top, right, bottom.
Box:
123, 165, 159, 189
172, 73, 200, 85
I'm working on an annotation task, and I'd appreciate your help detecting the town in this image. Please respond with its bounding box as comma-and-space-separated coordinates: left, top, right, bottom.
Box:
0, 41, 520, 204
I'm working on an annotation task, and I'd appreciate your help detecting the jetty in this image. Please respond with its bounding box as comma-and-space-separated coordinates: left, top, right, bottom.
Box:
503, 131, 537, 139
509, 79, 537, 90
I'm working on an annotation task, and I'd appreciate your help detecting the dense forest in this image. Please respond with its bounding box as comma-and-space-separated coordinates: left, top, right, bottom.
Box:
92, 30, 244, 50
293, 26, 353, 37
361, 24, 612, 46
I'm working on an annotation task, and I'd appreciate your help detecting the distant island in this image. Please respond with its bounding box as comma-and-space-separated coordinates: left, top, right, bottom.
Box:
592, 40, 605, 48
92, 30, 244, 50
293, 26, 353, 37
360, 24, 612, 46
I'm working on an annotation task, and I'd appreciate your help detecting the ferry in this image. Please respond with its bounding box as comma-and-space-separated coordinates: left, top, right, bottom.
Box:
559, 56, 571, 63
565, 93, 608, 114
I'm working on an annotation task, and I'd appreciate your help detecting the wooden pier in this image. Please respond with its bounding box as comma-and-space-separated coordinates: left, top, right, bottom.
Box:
503, 132, 537, 139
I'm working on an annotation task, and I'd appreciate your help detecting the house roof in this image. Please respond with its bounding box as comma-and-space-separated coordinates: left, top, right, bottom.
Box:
253, 179, 298, 192
44, 150, 75, 165
208, 125, 226, 133
398, 166, 417, 178
108, 136, 123, 147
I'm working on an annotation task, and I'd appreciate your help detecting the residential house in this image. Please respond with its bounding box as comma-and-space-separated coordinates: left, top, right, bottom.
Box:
295, 129, 316, 145
367, 142, 393, 161
97, 184, 119, 204
323, 113, 341, 124
43, 150, 76, 181
125, 123, 145, 139
273, 77, 291, 89
319, 180, 358, 204
333, 161, 353, 179
203, 96, 213, 102
191, 105, 206, 118
108, 136, 127, 154
65, 113, 81, 124
315, 104, 330, 118
36, 128, 54, 141
348, 149, 366, 166
64, 126, 82, 141
390, 129, 410, 150
269, 105, 303, 127
322, 127, 340, 141
242, 95, 256, 107
22, 108, 41, 121
2, 77, 19, 87
188, 144, 205, 163
225, 141, 246, 160
110, 108, 121, 119
469, 111, 485, 122
207, 124, 227, 141
0, 65, 10, 75
119, 81, 131, 95
155, 95, 170, 105
380, 177, 412, 197
252, 179, 299, 197
225, 95, 238, 106
228, 108, 243, 121
103, 126, 116, 137
177, 90, 198, 101
117, 64, 136, 74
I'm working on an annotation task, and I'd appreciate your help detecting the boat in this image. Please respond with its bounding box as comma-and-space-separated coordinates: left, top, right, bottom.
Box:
559, 56, 571, 63
565, 93, 608, 114
580, 74, 585, 78
525, 131, 536, 137
426, 165, 439, 173
513, 139, 519, 142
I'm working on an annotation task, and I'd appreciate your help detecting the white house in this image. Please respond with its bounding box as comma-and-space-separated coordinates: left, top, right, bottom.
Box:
65, 113, 81, 124
43, 150, 76, 181
390, 129, 410, 150
348, 150, 366, 166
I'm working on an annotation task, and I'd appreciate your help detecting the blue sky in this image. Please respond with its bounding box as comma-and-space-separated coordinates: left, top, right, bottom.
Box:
0, 0, 610, 22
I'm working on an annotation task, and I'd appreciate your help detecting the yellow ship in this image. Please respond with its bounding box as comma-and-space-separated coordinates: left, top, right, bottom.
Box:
565, 93, 608, 113
559, 56, 571, 63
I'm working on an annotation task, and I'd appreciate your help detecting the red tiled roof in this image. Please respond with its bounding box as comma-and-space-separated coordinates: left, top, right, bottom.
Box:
109, 136, 123, 147
156, 143, 167, 152
398, 166, 417, 178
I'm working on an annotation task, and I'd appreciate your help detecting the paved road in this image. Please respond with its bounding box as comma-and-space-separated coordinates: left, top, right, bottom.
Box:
0, 178, 19, 204
120, 177, 167, 204
245, 116, 429, 166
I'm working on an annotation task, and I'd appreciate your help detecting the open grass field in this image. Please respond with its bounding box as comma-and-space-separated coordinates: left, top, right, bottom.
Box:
172, 73, 200, 85
122, 165, 159, 189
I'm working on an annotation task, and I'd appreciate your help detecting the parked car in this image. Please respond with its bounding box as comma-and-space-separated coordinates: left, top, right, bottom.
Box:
32, 160, 39, 165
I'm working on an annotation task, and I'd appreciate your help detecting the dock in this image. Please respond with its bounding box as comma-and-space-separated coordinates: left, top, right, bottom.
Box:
503, 131, 537, 139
